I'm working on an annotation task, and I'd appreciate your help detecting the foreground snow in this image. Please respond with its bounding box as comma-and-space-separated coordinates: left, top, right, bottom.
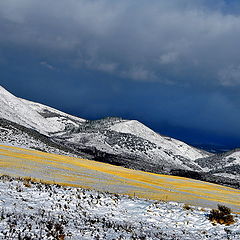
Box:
0, 176, 239, 239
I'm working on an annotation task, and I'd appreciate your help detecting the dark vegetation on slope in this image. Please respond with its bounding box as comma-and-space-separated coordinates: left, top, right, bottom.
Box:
170, 169, 240, 189
196, 149, 240, 169
0, 118, 91, 159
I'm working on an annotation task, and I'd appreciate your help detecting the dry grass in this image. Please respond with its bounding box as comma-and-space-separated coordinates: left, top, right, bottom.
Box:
0, 144, 240, 213
23, 181, 31, 188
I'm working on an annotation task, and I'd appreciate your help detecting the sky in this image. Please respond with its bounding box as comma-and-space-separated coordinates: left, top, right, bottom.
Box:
1, 0, 240, 149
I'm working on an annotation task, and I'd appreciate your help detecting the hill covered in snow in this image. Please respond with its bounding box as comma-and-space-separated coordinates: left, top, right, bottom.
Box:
0, 86, 85, 136
196, 149, 240, 182
0, 86, 208, 170
0, 85, 240, 188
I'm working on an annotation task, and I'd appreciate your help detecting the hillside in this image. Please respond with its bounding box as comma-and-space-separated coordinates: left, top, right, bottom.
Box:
0, 86, 209, 172
1, 86, 240, 239
0, 86, 85, 136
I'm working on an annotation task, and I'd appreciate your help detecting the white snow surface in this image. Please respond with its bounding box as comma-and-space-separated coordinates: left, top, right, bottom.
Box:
21, 98, 85, 124
0, 86, 84, 135
0, 176, 239, 240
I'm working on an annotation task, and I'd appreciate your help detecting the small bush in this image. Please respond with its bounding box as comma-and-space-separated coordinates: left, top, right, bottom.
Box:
183, 204, 192, 211
209, 205, 235, 225
218, 205, 231, 215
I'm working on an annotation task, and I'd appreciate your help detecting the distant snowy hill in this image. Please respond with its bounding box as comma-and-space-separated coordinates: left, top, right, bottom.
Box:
0, 85, 239, 188
0, 118, 91, 159
110, 120, 206, 160
196, 149, 240, 182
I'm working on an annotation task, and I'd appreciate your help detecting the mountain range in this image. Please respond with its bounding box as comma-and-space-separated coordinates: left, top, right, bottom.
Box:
0, 85, 239, 188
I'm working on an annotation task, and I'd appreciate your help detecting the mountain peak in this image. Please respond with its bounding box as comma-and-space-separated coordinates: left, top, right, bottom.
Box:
0, 85, 84, 135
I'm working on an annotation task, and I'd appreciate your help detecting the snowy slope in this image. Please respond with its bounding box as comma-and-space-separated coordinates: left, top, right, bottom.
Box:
110, 120, 208, 160
21, 98, 85, 130
2, 144, 239, 212
0, 86, 84, 135
214, 150, 240, 168
0, 176, 239, 240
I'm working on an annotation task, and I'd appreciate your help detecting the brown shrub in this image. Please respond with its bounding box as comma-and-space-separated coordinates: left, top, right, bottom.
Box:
183, 204, 192, 211
209, 205, 235, 225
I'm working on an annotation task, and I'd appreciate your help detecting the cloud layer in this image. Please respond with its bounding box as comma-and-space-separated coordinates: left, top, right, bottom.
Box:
1, 0, 240, 86
1, 0, 240, 147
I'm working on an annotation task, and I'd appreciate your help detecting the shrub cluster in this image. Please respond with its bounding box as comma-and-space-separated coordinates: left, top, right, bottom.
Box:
209, 204, 235, 225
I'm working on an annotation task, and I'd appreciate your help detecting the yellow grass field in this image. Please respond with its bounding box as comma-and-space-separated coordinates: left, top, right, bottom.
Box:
0, 144, 240, 213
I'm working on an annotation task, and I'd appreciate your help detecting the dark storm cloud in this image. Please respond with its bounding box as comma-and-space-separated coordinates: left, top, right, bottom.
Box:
1, 0, 240, 148
1, 0, 240, 86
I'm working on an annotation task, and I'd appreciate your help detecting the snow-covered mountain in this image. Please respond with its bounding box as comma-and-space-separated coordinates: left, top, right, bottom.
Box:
0, 85, 239, 188
0, 86, 85, 136
0, 86, 208, 169
0, 118, 91, 159
55, 117, 209, 172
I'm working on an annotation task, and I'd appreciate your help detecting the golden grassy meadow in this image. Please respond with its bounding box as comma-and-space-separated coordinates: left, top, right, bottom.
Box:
0, 144, 240, 213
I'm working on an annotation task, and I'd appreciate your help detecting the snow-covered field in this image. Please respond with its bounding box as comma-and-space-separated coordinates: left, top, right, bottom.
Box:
0, 175, 239, 240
